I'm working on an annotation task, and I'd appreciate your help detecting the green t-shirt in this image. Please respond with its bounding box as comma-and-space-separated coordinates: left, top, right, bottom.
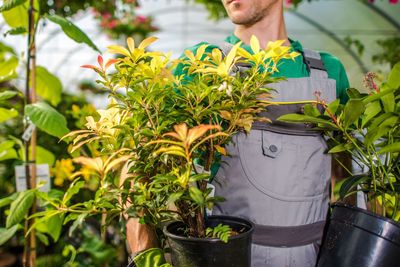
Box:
174, 33, 350, 103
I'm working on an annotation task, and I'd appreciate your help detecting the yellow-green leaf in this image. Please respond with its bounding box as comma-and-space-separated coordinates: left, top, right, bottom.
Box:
0, 0, 27, 12
378, 142, 400, 155
127, 37, 135, 53
138, 36, 158, 50
25, 102, 69, 138
250, 35, 260, 53
2, 3, 28, 28
35, 66, 62, 106
0, 107, 18, 122
107, 45, 131, 57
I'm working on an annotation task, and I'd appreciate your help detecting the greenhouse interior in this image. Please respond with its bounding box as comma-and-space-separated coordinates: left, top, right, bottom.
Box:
0, 0, 399, 266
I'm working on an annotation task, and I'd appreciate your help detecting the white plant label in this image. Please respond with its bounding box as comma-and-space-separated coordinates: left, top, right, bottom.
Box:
15, 164, 51, 192
22, 122, 36, 142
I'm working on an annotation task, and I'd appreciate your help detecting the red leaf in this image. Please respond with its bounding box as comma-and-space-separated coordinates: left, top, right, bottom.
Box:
97, 55, 104, 67
81, 65, 100, 71
105, 58, 119, 70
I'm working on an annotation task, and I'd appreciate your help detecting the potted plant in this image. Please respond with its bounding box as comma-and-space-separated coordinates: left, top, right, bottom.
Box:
278, 63, 400, 266
59, 36, 298, 266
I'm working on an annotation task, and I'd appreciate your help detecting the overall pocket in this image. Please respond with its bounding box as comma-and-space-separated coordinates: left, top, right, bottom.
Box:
238, 130, 329, 202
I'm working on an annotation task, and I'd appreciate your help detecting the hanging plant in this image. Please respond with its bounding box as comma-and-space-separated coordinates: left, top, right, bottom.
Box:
39, 0, 158, 41
92, 4, 158, 42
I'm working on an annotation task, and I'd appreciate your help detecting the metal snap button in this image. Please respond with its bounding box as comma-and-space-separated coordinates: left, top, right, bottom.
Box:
269, 145, 278, 153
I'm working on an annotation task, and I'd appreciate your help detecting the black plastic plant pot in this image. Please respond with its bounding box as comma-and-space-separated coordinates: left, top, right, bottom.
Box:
163, 215, 254, 267
317, 203, 400, 267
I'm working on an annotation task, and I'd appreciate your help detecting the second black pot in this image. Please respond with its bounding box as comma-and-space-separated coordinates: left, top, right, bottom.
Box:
317, 203, 400, 267
163, 215, 254, 267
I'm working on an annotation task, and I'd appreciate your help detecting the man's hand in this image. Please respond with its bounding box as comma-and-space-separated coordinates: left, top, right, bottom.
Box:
126, 218, 159, 254
120, 162, 159, 254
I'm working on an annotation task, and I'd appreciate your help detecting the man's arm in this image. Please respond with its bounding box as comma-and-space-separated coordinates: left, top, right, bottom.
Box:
120, 164, 170, 267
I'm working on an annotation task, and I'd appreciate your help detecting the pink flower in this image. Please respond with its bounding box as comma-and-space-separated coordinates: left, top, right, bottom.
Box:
284, 0, 293, 6
135, 15, 147, 23
107, 19, 118, 29
369, 0, 398, 3
102, 12, 112, 20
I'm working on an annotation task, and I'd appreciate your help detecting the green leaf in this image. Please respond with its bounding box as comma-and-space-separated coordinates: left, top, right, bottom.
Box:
362, 86, 397, 104
35, 66, 62, 106
37, 146, 55, 165
380, 84, 395, 113
6, 189, 35, 228
325, 99, 340, 116
0, 56, 18, 82
0, 0, 27, 12
378, 142, 400, 155
0, 72, 17, 83
45, 15, 100, 53
68, 213, 87, 236
365, 126, 392, 146
339, 174, 370, 200
364, 113, 398, 145
63, 213, 79, 225
388, 62, 400, 89
346, 88, 364, 99
78, 230, 116, 262
328, 143, 352, 153
18, 145, 55, 165
0, 42, 16, 54
3, 26, 27, 36
189, 187, 204, 206
0, 225, 21, 246
0, 140, 18, 161
0, 107, 18, 122
62, 180, 85, 205
369, 112, 396, 130
343, 99, 365, 128
25, 102, 69, 138
0, 192, 19, 208
277, 114, 337, 129
189, 173, 210, 183
36, 231, 49, 246
168, 191, 183, 204
361, 101, 381, 128
0, 90, 17, 101
1, 3, 28, 28
303, 104, 320, 117
36, 213, 64, 242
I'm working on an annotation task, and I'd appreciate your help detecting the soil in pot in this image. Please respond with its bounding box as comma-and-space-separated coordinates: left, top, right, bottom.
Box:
163, 215, 254, 267
317, 203, 400, 267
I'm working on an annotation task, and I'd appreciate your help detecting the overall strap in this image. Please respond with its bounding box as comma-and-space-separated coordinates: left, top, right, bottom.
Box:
220, 42, 252, 73
220, 42, 233, 57
302, 48, 328, 79
222, 42, 329, 79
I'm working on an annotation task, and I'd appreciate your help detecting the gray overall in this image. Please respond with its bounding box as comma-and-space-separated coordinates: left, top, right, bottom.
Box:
212, 48, 337, 267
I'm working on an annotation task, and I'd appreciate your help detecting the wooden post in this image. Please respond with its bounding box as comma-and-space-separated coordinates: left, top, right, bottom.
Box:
23, 0, 37, 266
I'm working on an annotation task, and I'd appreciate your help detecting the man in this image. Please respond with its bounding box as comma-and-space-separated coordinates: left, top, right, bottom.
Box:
205, 1, 349, 266
127, 0, 349, 266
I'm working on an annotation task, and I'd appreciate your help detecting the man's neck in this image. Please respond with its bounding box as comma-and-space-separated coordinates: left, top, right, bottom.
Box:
233, 5, 289, 48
